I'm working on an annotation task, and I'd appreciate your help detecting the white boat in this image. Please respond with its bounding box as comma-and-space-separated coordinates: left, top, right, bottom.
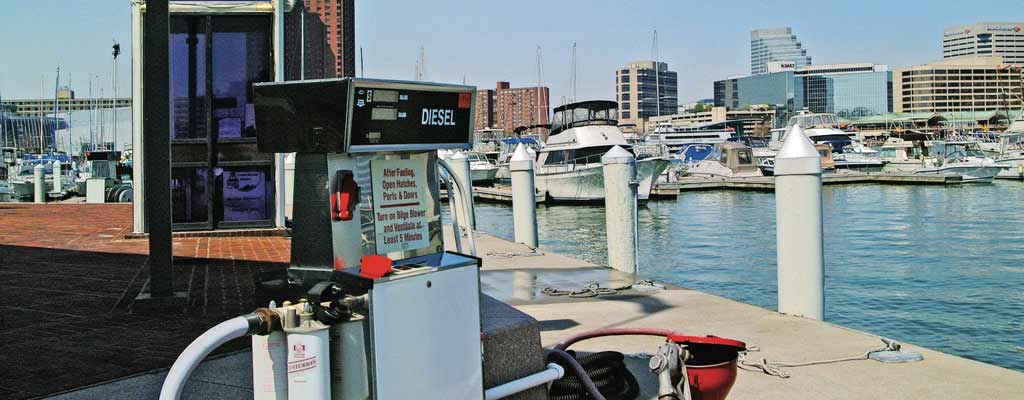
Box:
535, 101, 670, 202
686, 142, 763, 178
771, 112, 885, 171
879, 136, 929, 173
988, 110, 1024, 179
465, 151, 499, 184
9, 159, 77, 199
643, 121, 734, 153
913, 141, 1006, 182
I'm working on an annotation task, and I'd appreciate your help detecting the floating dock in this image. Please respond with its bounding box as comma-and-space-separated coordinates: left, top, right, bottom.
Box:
651, 172, 963, 197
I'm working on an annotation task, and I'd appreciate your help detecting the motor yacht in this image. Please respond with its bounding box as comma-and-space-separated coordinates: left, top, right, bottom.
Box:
534, 101, 670, 202
686, 142, 763, 178
913, 141, 1005, 182
771, 112, 885, 171
465, 151, 499, 184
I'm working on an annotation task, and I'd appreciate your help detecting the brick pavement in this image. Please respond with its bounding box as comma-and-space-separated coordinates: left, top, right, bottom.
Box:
0, 203, 291, 399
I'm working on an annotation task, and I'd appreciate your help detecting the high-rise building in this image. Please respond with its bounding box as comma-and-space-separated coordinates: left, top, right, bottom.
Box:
750, 27, 812, 75
286, 0, 355, 79
893, 56, 1023, 113
615, 60, 678, 131
943, 22, 1024, 66
714, 63, 891, 120
474, 82, 550, 136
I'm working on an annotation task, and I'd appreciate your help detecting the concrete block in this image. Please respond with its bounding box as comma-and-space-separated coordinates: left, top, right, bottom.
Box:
481, 294, 548, 400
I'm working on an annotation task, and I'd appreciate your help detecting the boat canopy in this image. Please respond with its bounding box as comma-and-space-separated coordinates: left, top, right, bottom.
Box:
550, 100, 618, 135
501, 137, 538, 145
716, 142, 759, 174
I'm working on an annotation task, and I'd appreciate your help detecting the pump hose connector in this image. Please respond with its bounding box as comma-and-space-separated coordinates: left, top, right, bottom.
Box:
159, 309, 280, 400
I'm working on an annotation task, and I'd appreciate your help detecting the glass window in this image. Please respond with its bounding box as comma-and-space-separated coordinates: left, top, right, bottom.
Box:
170, 17, 207, 140
737, 150, 752, 165
211, 17, 271, 139
218, 166, 273, 222
172, 167, 209, 223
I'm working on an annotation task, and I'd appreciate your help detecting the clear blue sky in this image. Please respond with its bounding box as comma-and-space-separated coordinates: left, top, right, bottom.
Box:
0, 0, 1020, 104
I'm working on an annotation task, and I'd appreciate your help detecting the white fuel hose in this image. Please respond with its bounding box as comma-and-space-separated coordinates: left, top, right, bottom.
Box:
159, 316, 252, 400
485, 363, 565, 400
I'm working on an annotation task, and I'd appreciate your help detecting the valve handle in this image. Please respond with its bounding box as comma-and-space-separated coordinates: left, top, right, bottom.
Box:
330, 170, 359, 221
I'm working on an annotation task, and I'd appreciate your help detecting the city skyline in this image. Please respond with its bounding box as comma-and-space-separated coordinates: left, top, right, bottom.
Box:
0, 0, 1021, 105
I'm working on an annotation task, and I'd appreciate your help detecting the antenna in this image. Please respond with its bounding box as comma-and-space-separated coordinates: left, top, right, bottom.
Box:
414, 46, 427, 82
536, 45, 544, 133
360, 47, 365, 78
569, 42, 577, 103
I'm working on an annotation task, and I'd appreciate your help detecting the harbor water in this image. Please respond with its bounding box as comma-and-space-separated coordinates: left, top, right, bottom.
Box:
468, 181, 1024, 372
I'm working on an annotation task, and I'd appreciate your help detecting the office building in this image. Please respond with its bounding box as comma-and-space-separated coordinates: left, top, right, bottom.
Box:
2, 97, 130, 116
616, 60, 678, 131
648, 106, 779, 134
750, 27, 812, 75
284, 0, 356, 79
474, 81, 550, 136
893, 56, 1023, 113
943, 22, 1024, 66
714, 63, 892, 120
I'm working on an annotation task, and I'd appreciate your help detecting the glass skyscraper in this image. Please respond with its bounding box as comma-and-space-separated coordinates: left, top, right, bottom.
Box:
750, 27, 812, 75
715, 64, 892, 121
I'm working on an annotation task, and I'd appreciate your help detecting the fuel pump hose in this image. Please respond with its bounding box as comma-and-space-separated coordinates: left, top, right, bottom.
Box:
159, 310, 278, 400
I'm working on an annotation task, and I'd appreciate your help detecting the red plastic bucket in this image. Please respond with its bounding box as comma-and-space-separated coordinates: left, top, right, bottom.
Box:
667, 334, 747, 400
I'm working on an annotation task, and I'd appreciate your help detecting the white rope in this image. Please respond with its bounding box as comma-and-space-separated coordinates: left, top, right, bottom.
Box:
485, 249, 545, 258
737, 339, 901, 378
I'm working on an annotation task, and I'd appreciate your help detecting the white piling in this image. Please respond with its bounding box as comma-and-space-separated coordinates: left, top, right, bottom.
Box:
52, 160, 62, 196
33, 163, 45, 203
602, 146, 638, 274
774, 125, 825, 320
448, 151, 476, 233
510, 144, 538, 248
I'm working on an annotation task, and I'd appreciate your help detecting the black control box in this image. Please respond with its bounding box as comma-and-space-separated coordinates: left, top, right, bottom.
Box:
253, 78, 475, 154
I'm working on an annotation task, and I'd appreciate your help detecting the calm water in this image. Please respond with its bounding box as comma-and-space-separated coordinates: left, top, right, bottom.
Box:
470, 181, 1024, 372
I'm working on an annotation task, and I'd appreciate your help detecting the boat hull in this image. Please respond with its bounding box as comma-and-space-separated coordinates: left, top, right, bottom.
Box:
995, 157, 1024, 179
470, 167, 499, 184
536, 158, 670, 202
914, 165, 1004, 183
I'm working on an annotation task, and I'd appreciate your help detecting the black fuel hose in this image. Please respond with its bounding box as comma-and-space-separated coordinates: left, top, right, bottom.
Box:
546, 349, 639, 400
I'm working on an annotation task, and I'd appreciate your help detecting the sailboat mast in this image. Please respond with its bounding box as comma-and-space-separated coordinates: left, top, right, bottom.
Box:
653, 29, 660, 117
536, 45, 543, 133
54, 66, 60, 153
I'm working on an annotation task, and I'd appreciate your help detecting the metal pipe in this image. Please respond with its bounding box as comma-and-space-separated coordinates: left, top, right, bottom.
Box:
438, 158, 477, 256
774, 124, 824, 320
484, 363, 564, 400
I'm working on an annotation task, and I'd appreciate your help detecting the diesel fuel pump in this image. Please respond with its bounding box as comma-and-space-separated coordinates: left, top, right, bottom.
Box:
158, 78, 487, 400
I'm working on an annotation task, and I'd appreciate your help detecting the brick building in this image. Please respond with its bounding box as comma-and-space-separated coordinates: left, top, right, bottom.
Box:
474, 81, 550, 136
285, 0, 355, 79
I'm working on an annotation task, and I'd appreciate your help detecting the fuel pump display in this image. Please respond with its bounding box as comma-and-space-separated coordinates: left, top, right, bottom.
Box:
246, 78, 484, 399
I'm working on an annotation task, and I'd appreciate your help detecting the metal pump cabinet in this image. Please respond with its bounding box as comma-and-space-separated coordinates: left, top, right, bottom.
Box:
253, 78, 482, 399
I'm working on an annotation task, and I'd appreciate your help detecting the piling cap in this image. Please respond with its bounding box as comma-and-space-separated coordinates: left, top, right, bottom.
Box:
509, 143, 534, 171
601, 145, 635, 165
774, 125, 821, 176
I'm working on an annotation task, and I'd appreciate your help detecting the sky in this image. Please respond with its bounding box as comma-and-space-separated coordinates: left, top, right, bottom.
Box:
0, 0, 1021, 104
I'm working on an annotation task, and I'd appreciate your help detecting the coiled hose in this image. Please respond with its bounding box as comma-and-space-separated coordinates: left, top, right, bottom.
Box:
547, 349, 639, 400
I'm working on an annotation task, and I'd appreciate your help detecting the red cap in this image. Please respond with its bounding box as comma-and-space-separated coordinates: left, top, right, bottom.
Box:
667, 334, 746, 351
359, 255, 393, 279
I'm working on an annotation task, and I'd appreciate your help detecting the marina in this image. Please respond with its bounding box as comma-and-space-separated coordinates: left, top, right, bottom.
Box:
3, 0, 1024, 399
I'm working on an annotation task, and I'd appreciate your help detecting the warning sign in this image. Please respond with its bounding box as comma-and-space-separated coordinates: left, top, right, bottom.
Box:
371, 159, 430, 254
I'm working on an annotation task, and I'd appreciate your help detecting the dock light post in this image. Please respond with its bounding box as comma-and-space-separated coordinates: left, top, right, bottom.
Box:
510, 144, 538, 248
448, 151, 476, 232
774, 125, 824, 320
602, 146, 638, 274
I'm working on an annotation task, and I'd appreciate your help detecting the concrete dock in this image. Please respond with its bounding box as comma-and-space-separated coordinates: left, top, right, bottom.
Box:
458, 229, 1024, 399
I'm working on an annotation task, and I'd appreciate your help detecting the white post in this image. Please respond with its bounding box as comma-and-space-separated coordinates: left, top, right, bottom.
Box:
448, 151, 475, 233
33, 163, 45, 203
602, 146, 638, 274
509, 144, 538, 248
130, 1, 145, 233
774, 124, 824, 320
273, 0, 287, 229
52, 160, 62, 195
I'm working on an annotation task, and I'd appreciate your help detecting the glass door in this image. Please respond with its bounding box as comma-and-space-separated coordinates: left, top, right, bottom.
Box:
170, 14, 274, 231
